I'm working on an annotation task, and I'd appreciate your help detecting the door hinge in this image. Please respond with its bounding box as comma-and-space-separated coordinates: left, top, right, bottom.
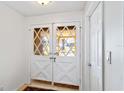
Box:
79, 26, 82, 30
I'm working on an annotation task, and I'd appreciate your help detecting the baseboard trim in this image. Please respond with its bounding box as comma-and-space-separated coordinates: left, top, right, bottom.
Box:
31, 79, 79, 89
18, 79, 79, 91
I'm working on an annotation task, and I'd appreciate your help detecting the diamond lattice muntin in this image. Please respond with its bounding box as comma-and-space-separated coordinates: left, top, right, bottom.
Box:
56, 26, 76, 56
34, 27, 50, 56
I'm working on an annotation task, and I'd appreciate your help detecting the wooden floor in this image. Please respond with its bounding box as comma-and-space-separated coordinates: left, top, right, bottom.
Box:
18, 80, 79, 91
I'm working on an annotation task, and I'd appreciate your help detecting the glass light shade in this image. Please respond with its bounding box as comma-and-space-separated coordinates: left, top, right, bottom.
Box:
38, 0, 50, 6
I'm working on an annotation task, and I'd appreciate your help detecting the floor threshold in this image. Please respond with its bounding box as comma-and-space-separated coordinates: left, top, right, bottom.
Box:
18, 80, 79, 91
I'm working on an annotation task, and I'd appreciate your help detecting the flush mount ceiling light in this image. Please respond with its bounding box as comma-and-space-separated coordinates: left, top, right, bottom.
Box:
37, 0, 51, 6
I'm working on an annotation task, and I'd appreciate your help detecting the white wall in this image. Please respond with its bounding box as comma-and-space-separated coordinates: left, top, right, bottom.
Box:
25, 11, 85, 90
0, 4, 85, 91
0, 3, 27, 90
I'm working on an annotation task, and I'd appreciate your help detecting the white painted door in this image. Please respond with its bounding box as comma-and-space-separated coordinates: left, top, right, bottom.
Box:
53, 22, 80, 85
89, 3, 103, 91
31, 22, 80, 86
31, 24, 53, 82
104, 2, 124, 90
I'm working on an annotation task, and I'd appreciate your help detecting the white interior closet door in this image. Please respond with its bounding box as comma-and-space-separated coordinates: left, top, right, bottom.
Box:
89, 2, 103, 91
53, 22, 80, 85
31, 24, 52, 82
104, 2, 124, 90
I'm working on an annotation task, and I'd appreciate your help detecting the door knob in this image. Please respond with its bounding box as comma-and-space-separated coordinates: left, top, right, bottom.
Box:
88, 63, 92, 67
106, 51, 112, 64
49, 57, 56, 62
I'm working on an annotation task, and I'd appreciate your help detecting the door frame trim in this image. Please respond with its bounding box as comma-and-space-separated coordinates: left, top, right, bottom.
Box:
84, 1, 104, 90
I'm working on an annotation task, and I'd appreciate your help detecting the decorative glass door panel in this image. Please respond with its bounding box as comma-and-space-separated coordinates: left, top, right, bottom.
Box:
34, 27, 50, 56
56, 26, 76, 56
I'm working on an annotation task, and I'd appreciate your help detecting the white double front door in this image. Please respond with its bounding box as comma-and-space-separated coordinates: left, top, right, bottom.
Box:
30, 22, 80, 86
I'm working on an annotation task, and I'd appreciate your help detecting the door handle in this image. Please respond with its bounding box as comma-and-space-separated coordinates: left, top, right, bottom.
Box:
53, 57, 56, 62
49, 57, 56, 62
88, 63, 92, 67
106, 51, 112, 64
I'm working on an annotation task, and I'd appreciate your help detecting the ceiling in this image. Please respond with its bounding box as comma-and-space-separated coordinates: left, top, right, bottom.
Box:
2, 1, 86, 17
